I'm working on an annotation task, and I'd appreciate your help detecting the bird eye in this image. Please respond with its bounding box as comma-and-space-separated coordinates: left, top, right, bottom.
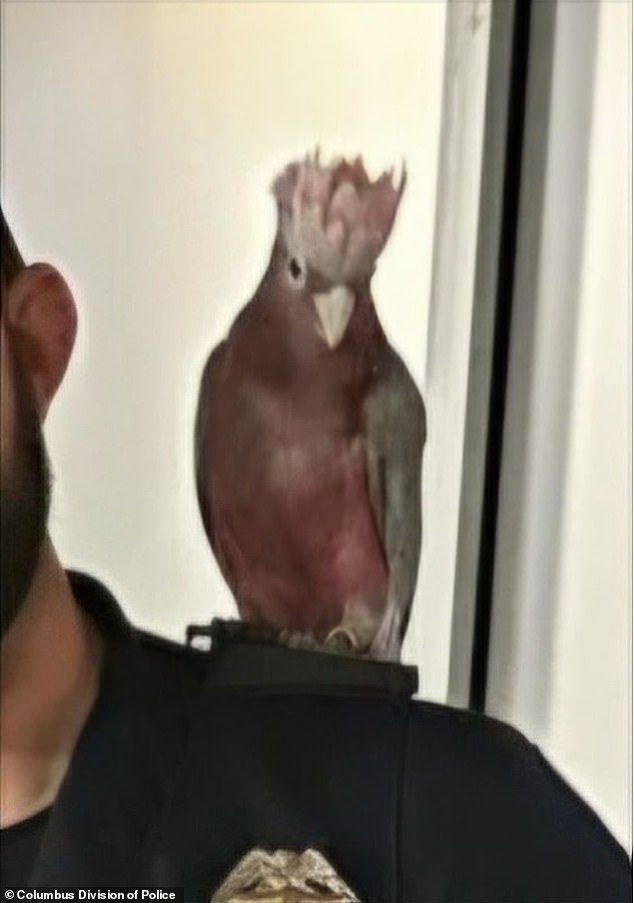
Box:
289, 258, 302, 280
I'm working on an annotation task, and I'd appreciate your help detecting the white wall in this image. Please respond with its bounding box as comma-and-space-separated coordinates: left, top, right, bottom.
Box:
547, 0, 631, 852
1, 2, 447, 684
487, 0, 630, 849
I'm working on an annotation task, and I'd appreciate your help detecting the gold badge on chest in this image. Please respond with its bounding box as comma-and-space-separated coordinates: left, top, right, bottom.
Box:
210, 848, 361, 902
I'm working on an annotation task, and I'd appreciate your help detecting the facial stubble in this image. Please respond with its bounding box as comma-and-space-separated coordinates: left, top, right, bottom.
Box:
0, 350, 51, 637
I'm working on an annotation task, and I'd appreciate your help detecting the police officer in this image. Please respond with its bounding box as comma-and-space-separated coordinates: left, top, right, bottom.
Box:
0, 211, 630, 901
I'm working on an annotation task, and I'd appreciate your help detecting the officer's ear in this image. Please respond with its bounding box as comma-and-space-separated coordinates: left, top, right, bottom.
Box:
3, 263, 77, 420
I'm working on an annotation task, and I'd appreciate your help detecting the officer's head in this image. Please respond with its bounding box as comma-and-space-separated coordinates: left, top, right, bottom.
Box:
1, 208, 77, 636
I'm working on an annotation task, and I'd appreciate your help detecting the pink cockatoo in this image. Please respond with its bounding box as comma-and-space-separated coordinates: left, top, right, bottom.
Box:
195, 152, 425, 661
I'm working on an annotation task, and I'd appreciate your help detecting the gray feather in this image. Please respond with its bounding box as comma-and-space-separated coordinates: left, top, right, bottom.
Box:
363, 347, 426, 660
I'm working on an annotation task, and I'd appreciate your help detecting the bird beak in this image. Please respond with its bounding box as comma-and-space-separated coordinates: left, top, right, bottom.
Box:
312, 286, 355, 350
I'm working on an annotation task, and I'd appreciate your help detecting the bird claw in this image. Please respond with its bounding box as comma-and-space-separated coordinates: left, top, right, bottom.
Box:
276, 626, 365, 657
325, 626, 361, 653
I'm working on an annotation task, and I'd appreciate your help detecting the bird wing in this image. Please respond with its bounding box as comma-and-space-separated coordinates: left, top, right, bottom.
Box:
194, 341, 227, 551
363, 346, 426, 659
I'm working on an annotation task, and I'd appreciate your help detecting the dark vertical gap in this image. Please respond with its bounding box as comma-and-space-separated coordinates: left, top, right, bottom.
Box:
469, 0, 534, 712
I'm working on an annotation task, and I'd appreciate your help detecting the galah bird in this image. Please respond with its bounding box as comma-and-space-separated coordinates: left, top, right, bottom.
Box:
195, 152, 426, 661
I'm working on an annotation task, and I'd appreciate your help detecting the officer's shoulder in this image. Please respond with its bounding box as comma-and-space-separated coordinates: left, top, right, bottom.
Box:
407, 695, 530, 759
404, 695, 559, 798
404, 696, 629, 873
130, 624, 209, 689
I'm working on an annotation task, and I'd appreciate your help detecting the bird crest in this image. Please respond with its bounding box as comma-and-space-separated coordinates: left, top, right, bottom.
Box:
272, 150, 406, 286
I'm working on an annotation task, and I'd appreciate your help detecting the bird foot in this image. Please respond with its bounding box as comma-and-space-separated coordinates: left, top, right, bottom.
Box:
276, 626, 366, 658
278, 629, 322, 652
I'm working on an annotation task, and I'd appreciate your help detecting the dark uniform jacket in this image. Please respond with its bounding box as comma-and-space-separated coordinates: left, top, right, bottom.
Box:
7, 574, 631, 901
